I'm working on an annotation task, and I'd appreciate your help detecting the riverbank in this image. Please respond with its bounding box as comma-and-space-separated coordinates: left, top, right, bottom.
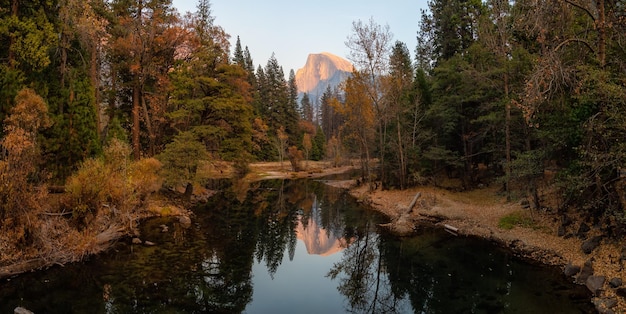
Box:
337, 180, 624, 313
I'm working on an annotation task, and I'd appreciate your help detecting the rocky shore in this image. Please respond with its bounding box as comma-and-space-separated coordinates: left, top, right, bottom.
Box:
334, 180, 625, 314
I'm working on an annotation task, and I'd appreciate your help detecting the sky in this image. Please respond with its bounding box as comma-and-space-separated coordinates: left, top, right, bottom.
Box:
172, 0, 430, 74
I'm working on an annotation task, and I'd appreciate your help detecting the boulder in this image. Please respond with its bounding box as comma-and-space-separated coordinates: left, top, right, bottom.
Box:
563, 263, 581, 277
577, 259, 594, 284
609, 278, 622, 288
577, 222, 591, 238
586, 276, 606, 296
615, 287, 626, 298
593, 297, 618, 314
582, 236, 602, 254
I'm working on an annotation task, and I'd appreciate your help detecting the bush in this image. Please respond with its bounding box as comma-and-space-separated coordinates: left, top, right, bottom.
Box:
65, 139, 161, 224
157, 131, 209, 188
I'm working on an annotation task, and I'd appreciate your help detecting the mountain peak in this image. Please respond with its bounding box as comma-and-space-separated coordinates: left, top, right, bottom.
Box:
295, 52, 353, 96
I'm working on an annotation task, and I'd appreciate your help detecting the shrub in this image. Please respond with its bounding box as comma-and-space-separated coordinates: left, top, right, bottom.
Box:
65, 139, 161, 224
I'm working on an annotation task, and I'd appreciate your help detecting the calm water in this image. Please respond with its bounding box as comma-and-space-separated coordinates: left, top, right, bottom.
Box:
0, 179, 594, 313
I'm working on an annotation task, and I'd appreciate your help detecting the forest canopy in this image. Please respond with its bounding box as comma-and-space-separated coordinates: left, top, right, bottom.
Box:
1, 0, 626, 244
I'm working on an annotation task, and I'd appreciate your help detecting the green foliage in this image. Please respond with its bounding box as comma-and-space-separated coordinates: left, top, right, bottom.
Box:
157, 131, 210, 188
169, 58, 254, 161
43, 75, 102, 179
310, 126, 326, 161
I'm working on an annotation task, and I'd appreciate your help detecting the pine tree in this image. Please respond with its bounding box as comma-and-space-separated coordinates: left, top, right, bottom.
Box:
0, 0, 57, 127
233, 36, 245, 66
300, 93, 314, 123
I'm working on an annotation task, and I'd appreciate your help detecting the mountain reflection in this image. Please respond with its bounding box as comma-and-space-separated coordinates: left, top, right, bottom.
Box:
296, 195, 351, 256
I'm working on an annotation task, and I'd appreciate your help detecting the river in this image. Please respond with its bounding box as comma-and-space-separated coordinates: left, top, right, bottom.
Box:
0, 179, 593, 313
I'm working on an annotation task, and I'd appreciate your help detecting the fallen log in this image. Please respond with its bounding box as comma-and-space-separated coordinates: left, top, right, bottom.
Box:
444, 224, 459, 236
0, 226, 127, 280
406, 192, 422, 214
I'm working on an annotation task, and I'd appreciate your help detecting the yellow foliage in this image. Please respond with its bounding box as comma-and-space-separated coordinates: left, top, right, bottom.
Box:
65, 140, 162, 223
129, 157, 163, 200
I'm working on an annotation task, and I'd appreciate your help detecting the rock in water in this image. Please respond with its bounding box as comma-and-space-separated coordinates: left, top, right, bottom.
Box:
14, 307, 34, 314
563, 263, 581, 277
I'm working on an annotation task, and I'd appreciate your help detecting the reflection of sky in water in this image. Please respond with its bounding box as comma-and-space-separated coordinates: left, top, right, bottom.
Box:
246, 239, 345, 313
247, 194, 349, 313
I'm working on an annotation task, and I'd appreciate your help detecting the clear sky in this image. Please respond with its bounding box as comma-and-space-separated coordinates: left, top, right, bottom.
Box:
172, 0, 429, 74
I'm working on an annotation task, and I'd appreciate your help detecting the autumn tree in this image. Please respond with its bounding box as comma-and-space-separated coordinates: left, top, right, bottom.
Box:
338, 72, 376, 186
107, 0, 182, 159
0, 89, 50, 233
345, 17, 393, 187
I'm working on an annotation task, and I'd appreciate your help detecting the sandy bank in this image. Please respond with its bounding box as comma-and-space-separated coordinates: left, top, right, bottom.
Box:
341, 181, 625, 313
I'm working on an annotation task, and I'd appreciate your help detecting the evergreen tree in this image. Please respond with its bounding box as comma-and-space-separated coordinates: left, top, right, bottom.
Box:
383, 41, 415, 189
0, 0, 57, 127
300, 93, 314, 123
233, 36, 245, 66
311, 125, 326, 161
168, 9, 254, 161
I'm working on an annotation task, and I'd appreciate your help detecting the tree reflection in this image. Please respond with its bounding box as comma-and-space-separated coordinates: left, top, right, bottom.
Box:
327, 219, 409, 313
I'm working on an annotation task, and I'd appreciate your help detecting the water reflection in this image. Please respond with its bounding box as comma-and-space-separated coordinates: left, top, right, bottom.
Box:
0, 179, 593, 313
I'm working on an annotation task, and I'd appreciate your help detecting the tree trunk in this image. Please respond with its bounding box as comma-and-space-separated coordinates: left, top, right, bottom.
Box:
505, 72, 511, 201
597, 0, 606, 68
397, 115, 406, 189
141, 91, 155, 156
90, 43, 102, 140
132, 81, 141, 160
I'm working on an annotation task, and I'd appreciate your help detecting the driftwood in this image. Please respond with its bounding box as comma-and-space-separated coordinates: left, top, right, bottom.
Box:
0, 226, 126, 280
444, 224, 459, 236
41, 211, 72, 217
406, 192, 422, 214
